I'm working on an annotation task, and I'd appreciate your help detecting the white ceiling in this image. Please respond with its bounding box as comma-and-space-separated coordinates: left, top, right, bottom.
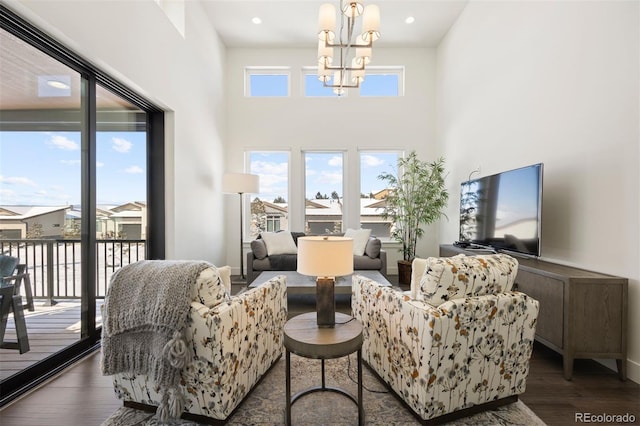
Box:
200, 0, 469, 48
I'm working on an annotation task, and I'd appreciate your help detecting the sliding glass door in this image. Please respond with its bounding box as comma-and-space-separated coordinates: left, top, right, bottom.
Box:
0, 7, 164, 404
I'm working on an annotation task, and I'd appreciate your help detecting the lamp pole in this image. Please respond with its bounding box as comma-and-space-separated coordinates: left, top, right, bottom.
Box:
223, 172, 259, 282
238, 191, 246, 280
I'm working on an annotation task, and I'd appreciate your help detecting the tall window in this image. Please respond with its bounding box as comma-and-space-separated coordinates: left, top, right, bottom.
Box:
248, 151, 289, 238
359, 151, 401, 238
304, 151, 344, 234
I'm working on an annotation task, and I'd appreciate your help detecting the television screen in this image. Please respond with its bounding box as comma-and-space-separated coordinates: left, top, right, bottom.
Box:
459, 163, 543, 257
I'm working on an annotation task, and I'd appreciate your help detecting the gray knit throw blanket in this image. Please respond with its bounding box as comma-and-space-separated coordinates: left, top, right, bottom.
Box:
101, 260, 211, 423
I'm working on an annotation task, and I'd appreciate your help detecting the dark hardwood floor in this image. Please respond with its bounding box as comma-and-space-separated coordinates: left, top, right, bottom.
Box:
1, 277, 638, 425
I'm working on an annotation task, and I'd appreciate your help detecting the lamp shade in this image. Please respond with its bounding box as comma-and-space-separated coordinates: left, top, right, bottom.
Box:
297, 236, 354, 277
222, 173, 259, 194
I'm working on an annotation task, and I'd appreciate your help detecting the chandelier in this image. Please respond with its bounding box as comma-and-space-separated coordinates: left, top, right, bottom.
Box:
317, 1, 381, 95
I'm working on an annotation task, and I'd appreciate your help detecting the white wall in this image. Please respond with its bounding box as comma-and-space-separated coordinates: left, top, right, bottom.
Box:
224, 47, 442, 273
5, 0, 228, 264
436, 0, 640, 382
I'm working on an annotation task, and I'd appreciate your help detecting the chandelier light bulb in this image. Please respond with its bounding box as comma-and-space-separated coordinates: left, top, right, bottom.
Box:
318, 3, 336, 41
362, 5, 380, 42
342, 1, 364, 18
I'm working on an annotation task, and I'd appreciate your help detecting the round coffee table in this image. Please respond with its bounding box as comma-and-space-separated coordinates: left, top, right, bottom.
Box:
283, 312, 364, 426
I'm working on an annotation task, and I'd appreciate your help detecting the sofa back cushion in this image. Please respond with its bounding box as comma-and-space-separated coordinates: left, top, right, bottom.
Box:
251, 239, 268, 260
364, 237, 381, 259
414, 254, 518, 306
261, 231, 298, 255
344, 228, 372, 256
191, 266, 231, 308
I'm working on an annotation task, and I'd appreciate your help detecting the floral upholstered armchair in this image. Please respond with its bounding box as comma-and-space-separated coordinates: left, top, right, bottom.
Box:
108, 264, 288, 422
352, 254, 539, 423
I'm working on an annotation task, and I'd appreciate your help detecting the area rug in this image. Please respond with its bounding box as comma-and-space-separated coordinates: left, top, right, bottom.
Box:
102, 355, 545, 425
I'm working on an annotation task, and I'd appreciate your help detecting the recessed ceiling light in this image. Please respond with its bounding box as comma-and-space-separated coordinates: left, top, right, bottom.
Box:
405, 16, 415, 24
252, 17, 262, 25
47, 80, 70, 89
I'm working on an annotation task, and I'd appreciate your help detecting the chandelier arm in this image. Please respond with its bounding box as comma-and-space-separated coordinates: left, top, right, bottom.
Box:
322, 63, 365, 71
322, 81, 361, 89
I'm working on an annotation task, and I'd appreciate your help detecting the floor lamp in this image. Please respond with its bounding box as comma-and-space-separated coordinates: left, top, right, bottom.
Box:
223, 172, 259, 280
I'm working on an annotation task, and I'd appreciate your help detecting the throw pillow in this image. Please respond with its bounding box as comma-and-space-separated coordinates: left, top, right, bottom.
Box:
217, 265, 232, 294
251, 239, 268, 260
344, 228, 372, 256
364, 237, 381, 258
416, 254, 518, 306
192, 266, 231, 308
261, 231, 298, 255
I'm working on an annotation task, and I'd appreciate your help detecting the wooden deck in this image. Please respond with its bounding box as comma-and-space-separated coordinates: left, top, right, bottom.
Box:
0, 301, 103, 381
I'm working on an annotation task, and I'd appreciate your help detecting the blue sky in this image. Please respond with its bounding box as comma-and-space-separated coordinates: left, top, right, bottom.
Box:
1, 130, 398, 207
250, 151, 399, 203
0, 131, 146, 206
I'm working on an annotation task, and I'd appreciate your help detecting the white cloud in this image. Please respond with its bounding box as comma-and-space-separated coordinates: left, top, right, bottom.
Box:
112, 137, 132, 153
317, 171, 343, 185
124, 165, 143, 174
328, 156, 343, 167
47, 135, 79, 150
361, 154, 385, 168
0, 188, 16, 198
0, 175, 37, 186
97, 162, 105, 167
60, 159, 81, 166
251, 160, 287, 176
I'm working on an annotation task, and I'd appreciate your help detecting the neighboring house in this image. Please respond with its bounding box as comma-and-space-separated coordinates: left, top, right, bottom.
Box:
250, 199, 288, 237
0, 205, 69, 239
108, 202, 147, 240
250, 197, 391, 237
1, 203, 146, 240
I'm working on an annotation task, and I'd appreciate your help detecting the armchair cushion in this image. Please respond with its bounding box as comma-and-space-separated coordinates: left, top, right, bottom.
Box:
416, 254, 518, 306
191, 266, 231, 308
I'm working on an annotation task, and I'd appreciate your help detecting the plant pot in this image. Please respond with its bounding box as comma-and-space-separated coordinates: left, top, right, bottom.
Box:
397, 260, 412, 286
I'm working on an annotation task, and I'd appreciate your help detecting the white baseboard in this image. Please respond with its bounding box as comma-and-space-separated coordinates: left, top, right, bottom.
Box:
597, 358, 640, 384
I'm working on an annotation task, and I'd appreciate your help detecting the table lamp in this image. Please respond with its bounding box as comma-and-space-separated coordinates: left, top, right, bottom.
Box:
297, 236, 353, 327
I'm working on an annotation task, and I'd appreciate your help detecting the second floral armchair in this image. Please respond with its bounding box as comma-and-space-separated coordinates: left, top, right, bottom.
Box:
352, 253, 539, 423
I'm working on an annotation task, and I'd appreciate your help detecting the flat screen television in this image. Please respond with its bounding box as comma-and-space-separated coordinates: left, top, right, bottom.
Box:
459, 163, 543, 257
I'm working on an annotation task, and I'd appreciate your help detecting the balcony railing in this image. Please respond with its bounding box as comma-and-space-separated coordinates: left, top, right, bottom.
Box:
0, 238, 146, 304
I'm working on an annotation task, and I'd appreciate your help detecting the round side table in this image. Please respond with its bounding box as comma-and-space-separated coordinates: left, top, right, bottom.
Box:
283, 311, 364, 426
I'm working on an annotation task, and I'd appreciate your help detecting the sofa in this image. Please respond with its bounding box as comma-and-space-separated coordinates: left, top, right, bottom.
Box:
352, 253, 539, 423
105, 261, 288, 422
246, 230, 387, 284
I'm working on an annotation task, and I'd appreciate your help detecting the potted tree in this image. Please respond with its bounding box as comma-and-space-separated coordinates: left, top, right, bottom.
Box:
378, 151, 449, 285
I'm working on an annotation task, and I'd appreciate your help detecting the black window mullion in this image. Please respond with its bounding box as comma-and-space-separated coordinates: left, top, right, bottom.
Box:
80, 74, 97, 339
